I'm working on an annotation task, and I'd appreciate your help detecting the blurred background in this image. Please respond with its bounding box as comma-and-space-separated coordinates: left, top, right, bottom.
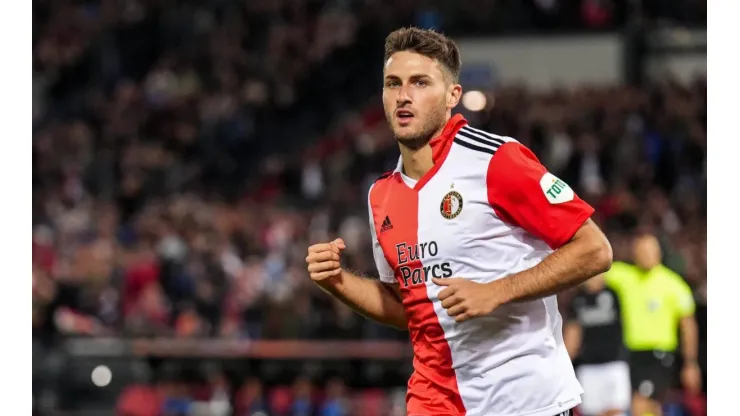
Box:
32, 0, 706, 415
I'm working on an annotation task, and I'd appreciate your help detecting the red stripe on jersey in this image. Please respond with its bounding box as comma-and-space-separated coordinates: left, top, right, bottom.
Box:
413, 114, 467, 191
442, 195, 452, 218
369, 175, 466, 415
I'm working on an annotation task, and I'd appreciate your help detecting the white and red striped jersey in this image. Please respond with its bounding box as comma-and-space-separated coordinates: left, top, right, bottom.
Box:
367, 114, 593, 416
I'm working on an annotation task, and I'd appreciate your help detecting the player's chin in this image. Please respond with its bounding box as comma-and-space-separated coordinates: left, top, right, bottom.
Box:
395, 135, 420, 147
393, 126, 418, 141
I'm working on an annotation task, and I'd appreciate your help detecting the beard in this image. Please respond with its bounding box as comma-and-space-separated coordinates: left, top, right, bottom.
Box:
387, 105, 448, 151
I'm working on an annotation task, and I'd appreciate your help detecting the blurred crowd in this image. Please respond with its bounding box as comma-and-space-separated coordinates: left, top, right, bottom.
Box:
32, 0, 706, 414
32, 78, 708, 344
31, 0, 707, 345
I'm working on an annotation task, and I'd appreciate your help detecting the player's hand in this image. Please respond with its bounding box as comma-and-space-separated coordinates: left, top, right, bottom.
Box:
681, 361, 702, 393
432, 278, 501, 323
306, 238, 346, 282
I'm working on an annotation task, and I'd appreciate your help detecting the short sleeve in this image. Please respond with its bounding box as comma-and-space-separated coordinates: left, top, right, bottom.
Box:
668, 270, 696, 318
487, 142, 595, 249
368, 186, 396, 284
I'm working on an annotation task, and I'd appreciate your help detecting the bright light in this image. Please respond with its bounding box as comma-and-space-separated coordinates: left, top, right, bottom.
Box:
91, 365, 112, 387
462, 90, 487, 112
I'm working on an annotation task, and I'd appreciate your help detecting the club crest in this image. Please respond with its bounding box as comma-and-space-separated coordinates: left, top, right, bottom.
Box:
440, 190, 463, 219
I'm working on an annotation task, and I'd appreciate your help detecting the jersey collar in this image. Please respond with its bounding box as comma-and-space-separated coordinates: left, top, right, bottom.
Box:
394, 113, 468, 173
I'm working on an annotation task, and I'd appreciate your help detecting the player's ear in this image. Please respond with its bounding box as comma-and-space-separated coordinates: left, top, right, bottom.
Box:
447, 83, 462, 109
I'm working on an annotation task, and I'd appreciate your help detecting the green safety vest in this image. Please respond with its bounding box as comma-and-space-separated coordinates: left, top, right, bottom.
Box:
605, 261, 695, 352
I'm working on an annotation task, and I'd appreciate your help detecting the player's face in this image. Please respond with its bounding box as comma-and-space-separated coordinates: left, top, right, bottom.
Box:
382, 51, 461, 149
633, 235, 662, 271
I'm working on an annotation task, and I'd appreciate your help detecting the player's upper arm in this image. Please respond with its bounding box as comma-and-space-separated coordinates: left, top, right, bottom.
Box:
368, 184, 396, 284
486, 142, 595, 249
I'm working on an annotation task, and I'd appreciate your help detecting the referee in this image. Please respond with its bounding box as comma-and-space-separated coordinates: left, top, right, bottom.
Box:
605, 234, 701, 416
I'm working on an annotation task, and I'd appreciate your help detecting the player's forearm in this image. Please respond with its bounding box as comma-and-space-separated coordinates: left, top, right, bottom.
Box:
680, 316, 699, 362
496, 221, 613, 303
316, 270, 408, 330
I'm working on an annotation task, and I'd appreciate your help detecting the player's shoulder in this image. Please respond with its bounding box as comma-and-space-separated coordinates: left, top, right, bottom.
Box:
452, 125, 551, 181
374, 169, 394, 183
370, 169, 395, 190
452, 124, 520, 159
368, 169, 396, 202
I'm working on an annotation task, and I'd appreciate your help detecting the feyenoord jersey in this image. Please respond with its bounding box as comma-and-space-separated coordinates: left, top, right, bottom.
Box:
367, 114, 593, 416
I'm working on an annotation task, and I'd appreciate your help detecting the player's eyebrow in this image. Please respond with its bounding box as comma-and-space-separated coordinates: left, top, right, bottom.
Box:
409, 74, 431, 81
383, 73, 432, 82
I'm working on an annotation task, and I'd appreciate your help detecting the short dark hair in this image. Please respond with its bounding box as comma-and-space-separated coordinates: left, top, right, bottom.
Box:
384, 27, 461, 82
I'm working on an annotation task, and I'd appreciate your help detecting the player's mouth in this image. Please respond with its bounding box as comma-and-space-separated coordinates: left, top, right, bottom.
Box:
395, 109, 414, 126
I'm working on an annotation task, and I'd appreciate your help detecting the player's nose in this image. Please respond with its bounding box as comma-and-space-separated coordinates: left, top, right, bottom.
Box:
395, 86, 412, 105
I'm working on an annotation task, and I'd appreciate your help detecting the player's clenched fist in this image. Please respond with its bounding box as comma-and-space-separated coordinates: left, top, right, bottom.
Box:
306, 238, 346, 282
433, 277, 503, 323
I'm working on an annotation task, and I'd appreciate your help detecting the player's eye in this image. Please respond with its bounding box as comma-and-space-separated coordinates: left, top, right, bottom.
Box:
415, 80, 428, 87
386, 80, 400, 88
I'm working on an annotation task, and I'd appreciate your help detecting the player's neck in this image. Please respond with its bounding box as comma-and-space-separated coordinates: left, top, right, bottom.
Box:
400, 145, 434, 180
399, 120, 449, 180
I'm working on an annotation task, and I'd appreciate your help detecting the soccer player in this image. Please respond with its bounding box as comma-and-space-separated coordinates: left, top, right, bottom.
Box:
305, 27, 612, 416
565, 274, 630, 416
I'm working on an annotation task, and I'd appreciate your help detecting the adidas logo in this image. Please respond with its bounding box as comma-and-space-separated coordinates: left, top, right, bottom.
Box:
380, 215, 393, 232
